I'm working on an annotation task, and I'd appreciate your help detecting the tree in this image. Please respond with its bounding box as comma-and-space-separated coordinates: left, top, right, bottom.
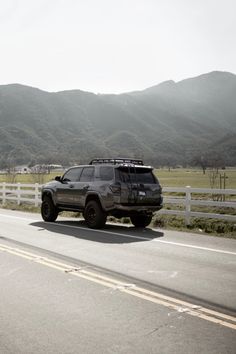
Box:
192, 155, 207, 174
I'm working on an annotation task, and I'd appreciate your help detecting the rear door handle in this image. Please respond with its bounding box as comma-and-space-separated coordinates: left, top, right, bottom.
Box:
69, 184, 74, 188
83, 185, 89, 190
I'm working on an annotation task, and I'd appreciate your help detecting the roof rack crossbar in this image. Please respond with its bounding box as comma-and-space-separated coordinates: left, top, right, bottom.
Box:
89, 158, 144, 165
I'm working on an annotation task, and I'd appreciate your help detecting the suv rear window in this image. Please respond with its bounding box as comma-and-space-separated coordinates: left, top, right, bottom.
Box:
116, 167, 156, 184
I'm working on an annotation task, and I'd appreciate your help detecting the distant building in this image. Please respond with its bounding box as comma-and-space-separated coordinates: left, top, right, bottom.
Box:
31, 164, 63, 174
15, 165, 31, 174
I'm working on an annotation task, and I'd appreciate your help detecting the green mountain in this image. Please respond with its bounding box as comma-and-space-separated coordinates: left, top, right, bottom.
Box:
0, 71, 236, 168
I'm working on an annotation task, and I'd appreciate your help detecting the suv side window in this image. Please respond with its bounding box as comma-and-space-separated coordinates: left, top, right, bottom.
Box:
99, 166, 114, 181
63, 167, 82, 182
80, 167, 95, 182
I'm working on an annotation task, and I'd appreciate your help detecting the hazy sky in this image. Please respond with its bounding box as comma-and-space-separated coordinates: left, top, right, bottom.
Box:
1, 0, 235, 93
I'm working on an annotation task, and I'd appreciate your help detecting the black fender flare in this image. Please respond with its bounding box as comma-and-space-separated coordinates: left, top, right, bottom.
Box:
85, 192, 106, 211
41, 189, 56, 205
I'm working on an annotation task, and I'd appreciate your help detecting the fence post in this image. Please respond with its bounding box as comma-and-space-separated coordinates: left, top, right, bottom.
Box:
35, 183, 39, 207
2, 182, 6, 205
17, 183, 21, 205
185, 186, 191, 226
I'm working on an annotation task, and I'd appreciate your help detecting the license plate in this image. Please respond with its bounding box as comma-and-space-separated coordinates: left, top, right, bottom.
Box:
139, 191, 146, 196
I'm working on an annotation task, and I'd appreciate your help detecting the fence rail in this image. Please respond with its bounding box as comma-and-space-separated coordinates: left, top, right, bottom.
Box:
0, 182, 41, 207
160, 186, 236, 224
0, 183, 235, 225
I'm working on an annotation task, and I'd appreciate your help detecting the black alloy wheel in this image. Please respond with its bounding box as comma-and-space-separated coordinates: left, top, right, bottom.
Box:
41, 196, 58, 222
84, 200, 107, 229
130, 213, 152, 228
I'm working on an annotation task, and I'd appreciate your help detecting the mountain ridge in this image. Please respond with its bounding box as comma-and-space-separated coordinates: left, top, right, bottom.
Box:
0, 71, 236, 168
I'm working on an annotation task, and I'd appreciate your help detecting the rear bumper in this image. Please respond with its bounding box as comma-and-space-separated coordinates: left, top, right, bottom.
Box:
112, 203, 163, 213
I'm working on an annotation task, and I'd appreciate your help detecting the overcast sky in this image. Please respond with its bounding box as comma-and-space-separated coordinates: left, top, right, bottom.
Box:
0, 0, 235, 93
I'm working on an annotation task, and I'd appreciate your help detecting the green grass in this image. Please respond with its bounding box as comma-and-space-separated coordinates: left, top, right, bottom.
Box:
0, 202, 41, 213
155, 168, 236, 188
0, 172, 59, 184
152, 214, 236, 238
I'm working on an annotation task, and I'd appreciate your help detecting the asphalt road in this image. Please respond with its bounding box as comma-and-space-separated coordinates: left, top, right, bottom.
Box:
0, 209, 236, 353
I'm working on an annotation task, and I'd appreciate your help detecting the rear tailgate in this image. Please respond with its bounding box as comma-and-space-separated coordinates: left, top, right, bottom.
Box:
115, 166, 162, 205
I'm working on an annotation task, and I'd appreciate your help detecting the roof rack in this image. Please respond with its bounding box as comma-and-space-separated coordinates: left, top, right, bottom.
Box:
89, 158, 144, 166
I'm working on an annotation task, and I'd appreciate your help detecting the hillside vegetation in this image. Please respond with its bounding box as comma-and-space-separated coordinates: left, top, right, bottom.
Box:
0, 71, 236, 168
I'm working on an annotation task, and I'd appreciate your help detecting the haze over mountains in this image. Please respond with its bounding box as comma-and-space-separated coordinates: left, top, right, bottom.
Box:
0, 71, 235, 168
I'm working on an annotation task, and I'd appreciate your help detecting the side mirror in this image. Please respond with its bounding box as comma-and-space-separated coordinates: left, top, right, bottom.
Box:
55, 176, 61, 182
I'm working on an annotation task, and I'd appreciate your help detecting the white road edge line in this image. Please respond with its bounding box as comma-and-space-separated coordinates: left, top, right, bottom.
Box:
0, 213, 236, 256
156, 240, 236, 256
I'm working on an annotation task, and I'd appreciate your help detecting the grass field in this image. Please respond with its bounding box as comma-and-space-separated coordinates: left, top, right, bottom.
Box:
156, 168, 236, 189
0, 168, 236, 188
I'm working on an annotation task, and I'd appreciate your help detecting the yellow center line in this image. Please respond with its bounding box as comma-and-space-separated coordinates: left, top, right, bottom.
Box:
133, 286, 236, 323
0, 243, 235, 330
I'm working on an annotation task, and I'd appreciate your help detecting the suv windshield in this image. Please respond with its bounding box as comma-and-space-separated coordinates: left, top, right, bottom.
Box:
116, 167, 156, 184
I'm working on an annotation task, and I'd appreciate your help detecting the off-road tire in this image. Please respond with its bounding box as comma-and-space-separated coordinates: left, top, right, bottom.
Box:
41, 196, 59, 222
130, 213, 152, 228
84, 200, 107, 229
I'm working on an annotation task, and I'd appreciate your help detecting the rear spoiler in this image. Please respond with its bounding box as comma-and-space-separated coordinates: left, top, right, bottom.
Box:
117, 165, 153, 170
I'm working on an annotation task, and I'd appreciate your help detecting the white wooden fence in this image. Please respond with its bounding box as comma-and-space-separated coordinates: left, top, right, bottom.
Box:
0, 183, 235, 225
159, 186, 236, 225
0, 183, 41, 207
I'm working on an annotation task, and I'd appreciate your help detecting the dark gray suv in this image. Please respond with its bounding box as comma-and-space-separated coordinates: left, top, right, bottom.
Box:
41, 158, 163, 229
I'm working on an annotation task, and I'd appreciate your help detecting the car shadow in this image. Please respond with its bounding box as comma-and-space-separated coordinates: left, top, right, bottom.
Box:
30, 220, 164, 244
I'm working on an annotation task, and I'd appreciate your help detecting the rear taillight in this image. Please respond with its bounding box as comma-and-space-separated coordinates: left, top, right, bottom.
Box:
109, 183, 121, 194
